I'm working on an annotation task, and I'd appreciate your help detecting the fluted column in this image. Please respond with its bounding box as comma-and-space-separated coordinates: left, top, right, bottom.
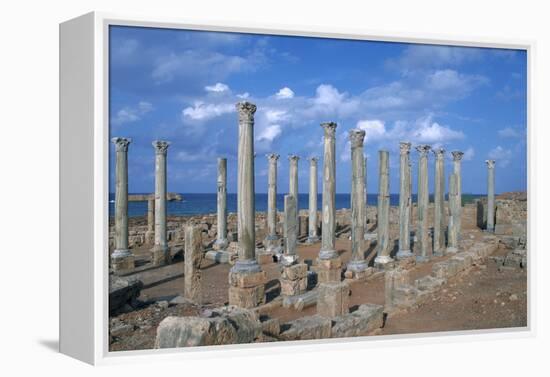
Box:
447, 173, 459, 253
282, 194, 298, 266
451, 151, 464, 240
433, 148, 446, 256
151, 140, 170, 266
416, 145, 431, 262
264, 153, 282, 254
214, 158, 228, 251
364, 156, 377, 241
306, 157, 320, 243
111, 137, 134, 272
319, 122, 338, 260
145, 198, 154, 243
397, 142, 413, 259
348, 129, 368, 275
486, 159, 496, 232
374, 150, 392, 266
232, 102, 261, 274
288, 155, 299, 239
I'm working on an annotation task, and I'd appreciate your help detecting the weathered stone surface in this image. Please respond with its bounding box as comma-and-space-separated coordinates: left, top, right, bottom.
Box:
154, 306, 261, 348
214, 158, 228, 251
281, 263, 308, 280
316, 268, 342, 284
280, 278, 308, 296
397, 142, 413, 259
228, 285, 265, 308
416, 145, 431, 261
319, 122, 338, 262
294, 290, 318, 311
109, 276, 143, 315
486, 159, 496, 232
265, 154, 281, 254
279, 315, 332, 341
331, 304, 384, 338
433, 148, 446, 256
375, 150, 392, 265
229, 270, 267, 288
392, 285, 418, 308
184, 225, 203, 302
415, 275, 446, 292
151, 140, 170, 267
205, 250, 232, 264
384, 268, 411, 309
307, 157, 320, 243
260, 317, 280, 337
317, 281, 350, 318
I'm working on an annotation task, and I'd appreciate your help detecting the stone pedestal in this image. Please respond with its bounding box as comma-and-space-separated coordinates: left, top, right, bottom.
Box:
397, 142, 413, 260
280, 263, 308, 297
374, 150, 393, 267
228, 270, 267, 309
151, 140, 170, 266
317, 281, 350, 318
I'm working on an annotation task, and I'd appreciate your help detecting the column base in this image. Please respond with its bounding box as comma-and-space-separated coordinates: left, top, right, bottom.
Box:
280, 254, 299, 267
316, 255, 342, 284
228, 268, 266, 308
446, 246, 459, 254
256, 250, 275, 265
111, 249, 135, 272
396, 249, 413, 260
151, 245, 170, 266
433, 249, 445, 257
364, 233, 378, 241
230, 259, 262, 274
213, 238, 229, 251
415, 255, 431, 263
374, 255, 395, 270
304, 235, 320, 244
345, 260, 372, 281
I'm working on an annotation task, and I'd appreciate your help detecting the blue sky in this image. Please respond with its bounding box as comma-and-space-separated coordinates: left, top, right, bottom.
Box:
109, 25, 527, 195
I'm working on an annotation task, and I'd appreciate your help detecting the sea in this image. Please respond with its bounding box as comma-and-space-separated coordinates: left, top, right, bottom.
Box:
109, 193, 484, 218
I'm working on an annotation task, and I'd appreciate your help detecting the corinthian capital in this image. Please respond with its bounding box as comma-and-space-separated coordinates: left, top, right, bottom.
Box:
288, 154, 300, 162
451, 151, 464, 161
399, 141, 411, 155
349, 129, 366, 148
111, 137, 131, 152
415, 144, 431, 157
320, 122, 337, 138
485, 159, 496, 168
266, 153, 280, 162
432, 147, 446, 159
152, 140, 170, 154
236, 101, 257, 123
308, 156, 318, 163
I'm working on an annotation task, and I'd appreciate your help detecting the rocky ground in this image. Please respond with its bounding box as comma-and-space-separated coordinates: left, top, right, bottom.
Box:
109, 227, 527, 351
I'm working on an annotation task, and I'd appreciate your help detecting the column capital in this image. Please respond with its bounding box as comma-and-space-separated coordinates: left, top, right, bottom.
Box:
485, 159, 496, 168
451, 150, 464, 161
399, 141, 412, 155
415, 144, 431, 156
349, 129, 366, 148
320, 122, 337, 137
152, 140, 170, 154
432, 147, 446, 159
288, 154, 300, 162
112, 137, 131, 152
217, 156, 227, 163
308, 156, 318, 163
266, 153, 280, 162
236, 101, 257, 123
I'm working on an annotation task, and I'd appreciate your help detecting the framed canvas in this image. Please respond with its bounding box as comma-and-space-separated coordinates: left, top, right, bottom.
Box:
59, 11, 532, 365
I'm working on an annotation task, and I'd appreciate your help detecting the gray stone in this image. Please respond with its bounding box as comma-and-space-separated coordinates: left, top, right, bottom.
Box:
452, 151, 464, 238
415, 275, 446, 292
213, 158, 228, 251
279, 315, 332, 341
397, 142, 413, 259
151, 140, 170, 266
486, 159, 496, 232
204, 250, 232, 264
317, 281, 350, 318
415, 145, 431, 262
331, 304, 384, 338
265, 154, 282, 254
109, 275, 143, 315
307, 157, 320, 243
375, 150, 393, 265
433, 148, 446, 256
184, 225, 203, 302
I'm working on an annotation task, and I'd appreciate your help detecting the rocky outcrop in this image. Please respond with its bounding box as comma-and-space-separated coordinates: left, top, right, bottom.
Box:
109, 276, 143, 315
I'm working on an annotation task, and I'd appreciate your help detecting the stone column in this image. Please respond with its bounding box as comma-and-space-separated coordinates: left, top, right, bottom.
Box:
111, 137, 134, 272
288, 155, 300, 237
151, 140, 170, 266
397, 142, 413, 260
282, 194, 298, 265
347, 129, 369, 277
433, 148, 446, 256
364, 156, 377, 241
264, 153, 282, 254
228, 102, 266, 308
446, 173, 459, 253
486, 159, 496, 232
451, 151, 464, 239
374, 150, 392, 267
213, 158, 228, 251
184, 225, 203, 302
306, 157, 320, 244
317, 122, 342, 283
145, 198, 155, 244
416, 145, 431, 262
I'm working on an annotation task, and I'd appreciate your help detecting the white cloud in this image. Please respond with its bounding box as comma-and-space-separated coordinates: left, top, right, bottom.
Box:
237, 92, 250, 99
357, 120, 387, 143
425, 69, 488, 96
264, 109, 288, 123
181, 102, 234, 121
463, 147, 475, 161
488, 146, 513, 167
111, 101, 153, 126
204, 82, 229, 93
303, 84, 360, 118
390, 45, 483, 73
257, 124, 282, 142
498, 126, 523, 138
412, 118, 465, 144
275, 87, 294, 99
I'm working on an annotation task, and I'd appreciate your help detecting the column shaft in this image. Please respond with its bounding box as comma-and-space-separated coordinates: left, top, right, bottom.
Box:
447, 173, 459, 252
265, 154, 281, 253
319, 122, 338, 260
416, 145, 431, 262
486, 160, 496, 232
214, 158, 228, 250
307, 157, 319, 243
152, 140, 170, 266
433, 148, 446, 256
397, 142, 413, 259
375, 150, 392, 265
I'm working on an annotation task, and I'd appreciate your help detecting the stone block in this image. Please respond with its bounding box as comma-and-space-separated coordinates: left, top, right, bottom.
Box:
260, 317, 280, 337
109, 276, 143, 315
151, 247, 170, 266
431, 261, 450, 279
317, 257, 342, 270
279, 315, 332, 341
415, 275, 446, 292
111, 254, 135, 273
504, 254, 522, 268
317, 281, 350, 318
228, 285, 265, 308
344, 266, 374, 281
155, 306, 261, 348
385, 268, 412, 309
331, 304, 384, 338
294, 290, 318, 311
281, 263, 308, 280
316, 268, 342, 284
392, 285, 418, 308
280, 277, 308, 296
229, 270, 267, 288
256, 252, 274, 265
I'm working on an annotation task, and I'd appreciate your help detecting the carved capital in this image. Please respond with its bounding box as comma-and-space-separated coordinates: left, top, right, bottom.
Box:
266, 153, 280, 163
415, 144, 431, 157
451, 151, 464, 161
349, 129, 366, 148
320, 122, 337, 138
236, 101, 257, 123
485, 159, 496, 168
111, 137, 131, 152
308, 156, 318, 163
399, 141, 412, 155
432, 147, 446, 159
152, 140, 170, 154
288, 154, 300, 162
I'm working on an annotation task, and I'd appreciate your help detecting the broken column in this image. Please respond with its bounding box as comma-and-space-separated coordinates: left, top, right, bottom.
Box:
446, 173, 460, 253
306, 157, 320, 244
145, 197, 154, 244
184, 225, 203, 302
397, 142, 413, 260
374, 150, 393, 268
451, 151, 464, 239
486, 159, 496, 232
347, 129, 369, 278
433, 148, 446, 256
416, 145, 431, 262
228, 102, 266, 308
151, 140, 170, 266
317, 122, 342, 283
213, 157, 228, 251
264, 153, 282, 255
111, 137, 134, 272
